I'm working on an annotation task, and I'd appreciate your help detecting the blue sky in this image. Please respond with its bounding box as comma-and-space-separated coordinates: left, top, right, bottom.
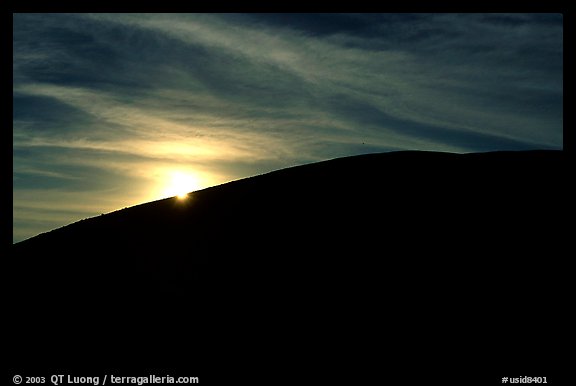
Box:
13, 13, 563, 242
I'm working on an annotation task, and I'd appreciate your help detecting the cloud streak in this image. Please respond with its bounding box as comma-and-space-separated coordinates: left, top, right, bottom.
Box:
13, 13, 563, 242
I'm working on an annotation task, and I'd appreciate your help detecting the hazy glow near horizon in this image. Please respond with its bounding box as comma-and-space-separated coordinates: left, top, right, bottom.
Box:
13, 13, 562, 242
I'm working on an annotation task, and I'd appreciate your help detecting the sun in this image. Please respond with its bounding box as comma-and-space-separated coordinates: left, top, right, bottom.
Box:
162, 171, 200, 199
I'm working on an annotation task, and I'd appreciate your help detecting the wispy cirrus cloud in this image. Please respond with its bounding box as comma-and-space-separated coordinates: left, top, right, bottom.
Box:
13, 13, 562, 242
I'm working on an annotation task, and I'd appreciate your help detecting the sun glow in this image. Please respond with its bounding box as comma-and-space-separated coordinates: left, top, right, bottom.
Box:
162, 171, 201, 199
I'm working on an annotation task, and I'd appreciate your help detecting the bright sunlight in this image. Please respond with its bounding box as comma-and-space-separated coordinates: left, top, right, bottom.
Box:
162, 171, 201, 199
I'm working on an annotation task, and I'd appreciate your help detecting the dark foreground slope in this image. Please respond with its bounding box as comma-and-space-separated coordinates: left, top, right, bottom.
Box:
13, 150, 566, 279
9, 150, 569, 371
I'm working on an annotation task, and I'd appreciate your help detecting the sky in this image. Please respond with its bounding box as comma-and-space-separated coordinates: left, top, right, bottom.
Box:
13, 13, 563, 243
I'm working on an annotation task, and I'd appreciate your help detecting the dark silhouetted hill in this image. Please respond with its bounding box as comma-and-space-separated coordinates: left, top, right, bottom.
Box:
12, 150, 566, 283
8, 150, 568, 373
